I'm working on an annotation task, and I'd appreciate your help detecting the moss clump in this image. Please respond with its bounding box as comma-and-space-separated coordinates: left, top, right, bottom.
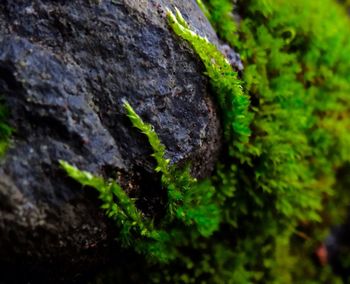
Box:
63, 1, 350, 283
198, 0, 350, 282
0, 99, 11, 157
61, 100, 220, 263
167, 7, 252, 158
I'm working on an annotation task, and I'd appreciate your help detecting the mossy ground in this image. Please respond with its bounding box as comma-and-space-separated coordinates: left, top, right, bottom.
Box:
62, 0, 350, 283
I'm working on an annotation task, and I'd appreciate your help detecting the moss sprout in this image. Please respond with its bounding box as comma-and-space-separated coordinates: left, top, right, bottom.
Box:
0, 99, 11, 157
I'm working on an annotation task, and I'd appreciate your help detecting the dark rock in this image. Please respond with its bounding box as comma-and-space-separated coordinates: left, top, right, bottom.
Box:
0, 0, 222, 282
325, 224, 350, 282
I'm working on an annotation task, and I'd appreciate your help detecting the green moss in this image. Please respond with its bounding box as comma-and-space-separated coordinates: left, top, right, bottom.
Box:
63, 1, 350, 282
197, 0, 350, 282
167, 8, 252, 158
61, 100, 220, 264
0, 98, 11, 157
124, 100, 220, 236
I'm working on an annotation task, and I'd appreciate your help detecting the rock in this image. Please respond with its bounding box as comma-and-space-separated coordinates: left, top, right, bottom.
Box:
324, 224, 350, 282
0, 0, 222, 282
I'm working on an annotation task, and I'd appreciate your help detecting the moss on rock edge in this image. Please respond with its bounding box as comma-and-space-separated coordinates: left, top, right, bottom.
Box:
65, 1, 350, 283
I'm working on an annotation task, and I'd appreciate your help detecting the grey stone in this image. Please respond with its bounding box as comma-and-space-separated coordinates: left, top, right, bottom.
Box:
0, 0, 223, 282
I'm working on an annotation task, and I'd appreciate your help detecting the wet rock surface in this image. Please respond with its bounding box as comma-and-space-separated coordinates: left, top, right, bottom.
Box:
0, 0, 223, 282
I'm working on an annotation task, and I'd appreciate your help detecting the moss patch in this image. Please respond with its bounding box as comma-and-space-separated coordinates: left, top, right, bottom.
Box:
199, 0, 350, 282
0, 98, 11, 157
61, 100, 220, 264
63, 1, 350, 283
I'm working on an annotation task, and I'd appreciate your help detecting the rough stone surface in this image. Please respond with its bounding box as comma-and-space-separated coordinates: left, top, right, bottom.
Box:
0, 0, 223, 282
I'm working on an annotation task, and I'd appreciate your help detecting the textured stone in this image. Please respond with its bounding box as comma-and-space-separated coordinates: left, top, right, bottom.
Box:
0, 0, 223, 282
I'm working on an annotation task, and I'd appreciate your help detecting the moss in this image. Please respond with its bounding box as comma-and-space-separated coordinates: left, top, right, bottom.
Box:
62, 1, 350, 283
167, 7, 252, 158
0, 98, 11, 157
61, 100, 220, 264
198, 0, 350, 282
